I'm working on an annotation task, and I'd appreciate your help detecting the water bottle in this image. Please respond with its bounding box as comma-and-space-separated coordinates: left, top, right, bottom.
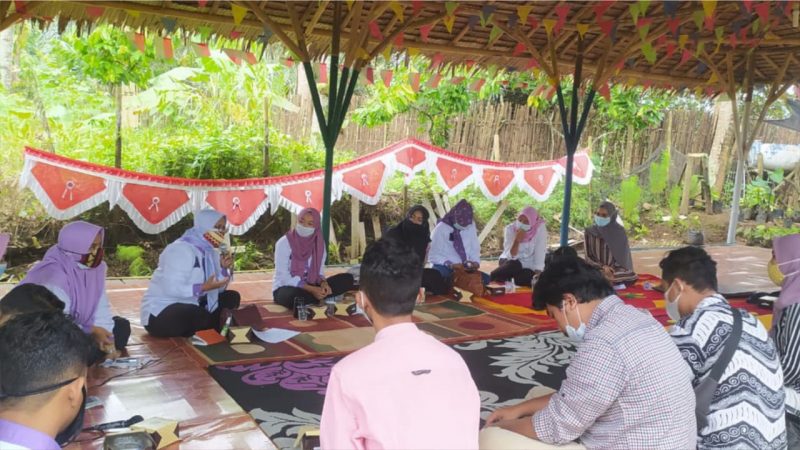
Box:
294, 297, 308, 321
505, 281, 515, 294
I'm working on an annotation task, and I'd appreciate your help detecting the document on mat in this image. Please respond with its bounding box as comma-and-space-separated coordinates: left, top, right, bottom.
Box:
253, 328, 300, 344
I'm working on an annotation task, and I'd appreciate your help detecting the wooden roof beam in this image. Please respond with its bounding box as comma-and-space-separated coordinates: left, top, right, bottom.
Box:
0, 1, 11, 27
304, 1, 328, 37
0, 1, 42, 31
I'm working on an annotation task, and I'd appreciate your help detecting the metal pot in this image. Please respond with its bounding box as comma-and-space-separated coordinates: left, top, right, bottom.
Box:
686, 230, 704, 246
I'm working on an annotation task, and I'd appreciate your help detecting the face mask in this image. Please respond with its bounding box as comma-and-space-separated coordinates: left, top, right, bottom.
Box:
516, 221, 531, 232
79, 248, 104, 269
453, 223, 467, 231
594, 216, 611, 227
295, 224, 316, 238
768, 259, 784, 286
665, 281, 683, 322
358, 292, 372, 325
203, 231, 225, 248
562, 304, 586, 343
56, 385, 86, 446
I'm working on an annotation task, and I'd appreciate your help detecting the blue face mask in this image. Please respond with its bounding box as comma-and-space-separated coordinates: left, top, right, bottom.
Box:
594, 215, 611, 227
453, 223, 467, 231
563, 306, 586, 343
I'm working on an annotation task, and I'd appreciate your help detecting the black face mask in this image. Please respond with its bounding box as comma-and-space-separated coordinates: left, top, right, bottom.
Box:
55, 386, 86, 446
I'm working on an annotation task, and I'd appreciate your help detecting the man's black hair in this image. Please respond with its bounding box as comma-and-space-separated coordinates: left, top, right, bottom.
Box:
533, 256, 614, 310
359, 238, 423, 317
0, 284, 65, 317
659, 246, 718, 292
0, 311, 93, 406
551, 246, 579, 259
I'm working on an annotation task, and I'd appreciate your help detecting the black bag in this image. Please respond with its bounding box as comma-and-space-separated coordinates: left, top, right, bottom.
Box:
695, 308, 743, 429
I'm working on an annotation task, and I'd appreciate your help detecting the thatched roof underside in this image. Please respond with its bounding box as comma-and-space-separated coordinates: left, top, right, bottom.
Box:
5, 1, 800, 90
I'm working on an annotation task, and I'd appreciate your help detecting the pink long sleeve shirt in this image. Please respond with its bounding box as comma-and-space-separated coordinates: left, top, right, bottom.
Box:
320, 322, 480, 450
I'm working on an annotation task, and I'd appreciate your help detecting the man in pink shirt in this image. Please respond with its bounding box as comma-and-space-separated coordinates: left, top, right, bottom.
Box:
320, 238, 481, 449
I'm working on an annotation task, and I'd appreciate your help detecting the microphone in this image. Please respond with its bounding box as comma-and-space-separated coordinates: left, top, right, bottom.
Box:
86, 415, 144, 431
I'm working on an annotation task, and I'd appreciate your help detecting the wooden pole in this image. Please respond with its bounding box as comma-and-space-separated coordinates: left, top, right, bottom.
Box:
478, 199, 509, 245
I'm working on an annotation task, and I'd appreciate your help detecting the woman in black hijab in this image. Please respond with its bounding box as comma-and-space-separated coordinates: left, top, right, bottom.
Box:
384, 205, 451, 296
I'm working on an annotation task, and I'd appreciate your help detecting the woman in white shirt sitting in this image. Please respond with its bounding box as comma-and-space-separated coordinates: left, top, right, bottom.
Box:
490, 207, 548, 287
428, 200, 489, 289
141, 209, 240, 337
273, 207, 355, 315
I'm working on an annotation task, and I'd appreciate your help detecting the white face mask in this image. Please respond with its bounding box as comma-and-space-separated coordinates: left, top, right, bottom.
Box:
562, 302, 586, 343
358, 292, 372, 325
295, 224, 315, 238
665, 281, 683, 322
516, 221, 531, 232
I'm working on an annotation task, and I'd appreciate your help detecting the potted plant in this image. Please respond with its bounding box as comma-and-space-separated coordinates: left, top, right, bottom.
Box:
786, 208, 796, 228
685, 214, 704, 246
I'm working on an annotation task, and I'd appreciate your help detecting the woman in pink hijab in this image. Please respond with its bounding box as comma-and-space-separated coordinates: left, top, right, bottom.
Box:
769, 233, 800, 446
490, 207, 548, 287
272, 208, 355, 316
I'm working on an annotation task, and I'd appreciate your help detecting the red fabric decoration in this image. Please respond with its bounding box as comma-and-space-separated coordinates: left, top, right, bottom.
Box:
479, 168, 515, 200
382, 70, 393, 87
420, 24, 433, 42
410, 72, 421, 92
513, 42, 526, 57
754, 2, 771, 23
85, 6, 104, 18
521, 165, 558, 200
340, 160, 388, 204
598, 82, 611, 101
319, 63, 328, 84
558, 153, 592, 182
412, 0, 424, 15
394, 33, 404, 47
680, 49, 693, 65
280, 178, 325, 213
206, 189, 268, 227
593, 2, 613, 18
554, 3, 571, 34
369, 21, 383, 39
598, 19, 614, 36
121, 184, 190, 226
394, 145, 428, 173
528, 15, 539, 30
366, 67, 374, 85
435, 158, 473, 193
30, 163, 106, 213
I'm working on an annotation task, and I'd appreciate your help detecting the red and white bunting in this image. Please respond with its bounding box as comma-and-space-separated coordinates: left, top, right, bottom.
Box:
20, 140, 593, 235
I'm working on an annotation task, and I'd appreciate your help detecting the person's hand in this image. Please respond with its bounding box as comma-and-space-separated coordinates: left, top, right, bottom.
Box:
303, 284, 326, 301
485, 405, 525, 427
220, 253, 234, 269
515, 228, 527, 242
601, 266, 614, 281
202, 275, 229, 292
320, 280, 332, 296
90, 326, 115, 354
465, 261, 479, 272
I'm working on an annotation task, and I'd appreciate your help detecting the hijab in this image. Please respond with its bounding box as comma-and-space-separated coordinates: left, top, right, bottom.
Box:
586, 201, 634, 270
773, 233, 800, 325
286, 208, 325, 285
20, 221, 106, 332
179, 209, 225, 312
513, 206, 546, 243
439, 200, 473, 263
386, 205, 430, 263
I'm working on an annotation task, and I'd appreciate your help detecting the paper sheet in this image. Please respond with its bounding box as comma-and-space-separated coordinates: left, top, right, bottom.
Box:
252, 328, 300, 344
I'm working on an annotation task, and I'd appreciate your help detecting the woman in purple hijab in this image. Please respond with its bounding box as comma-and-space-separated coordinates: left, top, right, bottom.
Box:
20, 221, 129, 354
272, 208, 355, 315
769, 233, 800, 445
141, 209, 241, 338
428, 200, 489, 293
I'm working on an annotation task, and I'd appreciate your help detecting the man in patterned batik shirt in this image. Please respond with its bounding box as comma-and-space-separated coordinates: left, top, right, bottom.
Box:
661, 246, 787, 449
482, 256, 696, 449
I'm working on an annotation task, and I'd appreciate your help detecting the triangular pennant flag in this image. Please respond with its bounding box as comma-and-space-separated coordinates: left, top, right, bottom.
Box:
657, 34, 667, 47
715, 25, 725, 42
666, 41, 676, 57
231, 4, 247, 25
639, 0, 650, 16
593, 2, 612, 18
127, 32, 146, 53
410, 72, 421, 92
244, 52, 257, 65
394, 32, 404, 47
346, 0, 354, 9
125, 9, 140, 18
554, 3, 571, 33
680, 48, 693, 65
679, 34, 689, 48
543, 18, 556, 35
412, 0, 424, 15
420, 24, 432, 42
192, 42, 210, 58
637, 18, 653, 39
729, 33, 738, 48
629, 3, 641, 24
283, 57, 294, 67
161, 17, 177, 34
154, 37, 174, 59
517, 5, 534, 22
513, 42, 526, 57
743, 0, 754, 13
407, 47, 420, 57
481, 5, 497, 27
508, 14, 519, 29
546, 85, 556, 100
704, 15, 715, 31
13, 0, 25, 14
369, 21, 382, 39
465, 60, 475, 69
224, 49, 243, 65
444, 15, 456, 33
450, 76, 464, 85
445, 2, 458, 16
528, 15, 539, 30
366, 67, 374, 85
429, 73, 442, 88
598, 19, 614, 37
198, 0, 207, 7
668, 17, 681, 37
598, 82, 611, 101
85, 6, 104, 19
692, 10, 704, 30
357, 47, 370, 60
526, 57, 539, 69
319, 63, 328, 84
382, 43, 392, 62
753, 18, 761, 34
577, 23, 590, 38
470, 78, 485, 92
754, 2, 770, 23
615, 58, 625, 73
431, 52, 444, 69
389, 1, 404, 23
230, 30, 242, 40
697, 41, 706, 55
382, 70, 393, 88
695, 62, 707, 74
642, 41, 657, 63
663, 1, 680, 17
488, 25, 503, 44
707, 72, 718, 85
702, 0, 717, 17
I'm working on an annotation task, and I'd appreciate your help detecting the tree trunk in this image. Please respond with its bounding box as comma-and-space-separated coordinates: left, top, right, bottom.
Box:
115, 85, 122, 168
263, 97, 270, 176
0, 27, 14, 89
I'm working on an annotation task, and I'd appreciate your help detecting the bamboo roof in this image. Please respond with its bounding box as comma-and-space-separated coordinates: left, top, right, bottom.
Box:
4, 1, 800, 91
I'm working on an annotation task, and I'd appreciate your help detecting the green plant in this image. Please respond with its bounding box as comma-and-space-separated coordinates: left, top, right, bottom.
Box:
648, 150, 670, 201
688, 214, 702, 231
233, 241, 264, 271
619, 176, 642, 224
668, 185, 682, 219
328, 241, 342, 265
114, 245, 152, 276
737, 224, 800, 247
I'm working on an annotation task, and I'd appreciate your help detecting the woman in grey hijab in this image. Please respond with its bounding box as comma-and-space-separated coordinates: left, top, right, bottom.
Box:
584, 201, 637, 285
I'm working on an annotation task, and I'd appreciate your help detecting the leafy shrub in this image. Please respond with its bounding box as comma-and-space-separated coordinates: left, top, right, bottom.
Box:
619, 176, 642, 224
738, 224, 800, 247
115, 245, 152, 276
668, 185, 682, 219
648, 151, 670, 200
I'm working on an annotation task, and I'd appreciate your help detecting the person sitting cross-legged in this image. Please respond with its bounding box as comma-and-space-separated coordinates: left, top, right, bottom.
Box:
0, 311, 95, 449
481, 256, 696, 449
320, 238, 480, 449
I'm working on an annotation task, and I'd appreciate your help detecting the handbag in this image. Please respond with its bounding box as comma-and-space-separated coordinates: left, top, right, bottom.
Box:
451, 264, 485, 297
694, 307, 743, 430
